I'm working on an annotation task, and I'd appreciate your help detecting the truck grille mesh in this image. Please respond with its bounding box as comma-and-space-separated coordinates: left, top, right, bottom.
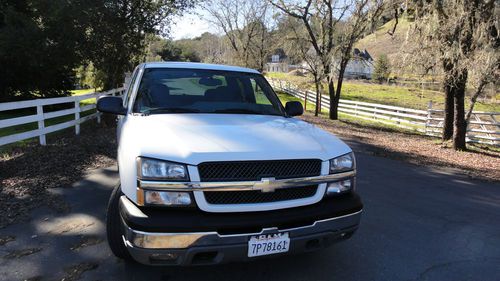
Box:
197, 159, 322, 182
204, 186, 318, 204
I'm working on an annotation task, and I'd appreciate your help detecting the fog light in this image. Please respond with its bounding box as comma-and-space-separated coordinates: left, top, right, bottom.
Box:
326, 179, 352, 195
145, 190, 192, 206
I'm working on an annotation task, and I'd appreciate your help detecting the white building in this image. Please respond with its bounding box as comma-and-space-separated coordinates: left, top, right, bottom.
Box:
342, 48, 374, 79
265, 54, 301, 73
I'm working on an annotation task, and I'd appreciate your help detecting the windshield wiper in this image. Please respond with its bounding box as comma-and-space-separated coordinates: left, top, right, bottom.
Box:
142, 107, 200, 115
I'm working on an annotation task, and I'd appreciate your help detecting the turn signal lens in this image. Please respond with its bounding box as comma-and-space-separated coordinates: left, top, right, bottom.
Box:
326, 179, 353, 195
144, 190, 192, 206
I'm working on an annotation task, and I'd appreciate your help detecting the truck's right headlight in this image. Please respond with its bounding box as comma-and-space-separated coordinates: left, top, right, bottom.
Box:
329, 152, 355, 174
137, 157, 188, 180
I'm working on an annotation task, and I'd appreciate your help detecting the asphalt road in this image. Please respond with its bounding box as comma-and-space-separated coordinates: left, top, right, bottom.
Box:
1, 150, 499, 281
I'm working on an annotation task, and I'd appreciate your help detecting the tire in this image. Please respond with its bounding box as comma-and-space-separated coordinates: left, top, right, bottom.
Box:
106, 184, 132, 260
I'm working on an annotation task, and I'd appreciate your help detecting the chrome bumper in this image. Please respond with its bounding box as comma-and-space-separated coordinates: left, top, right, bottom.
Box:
123, 209, 361, 248
122, 210, 361, 265
138, 170, 356, 192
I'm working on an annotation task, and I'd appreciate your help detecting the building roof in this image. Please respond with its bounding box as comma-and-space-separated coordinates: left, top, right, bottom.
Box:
353, 48, 373, 61
143, 62, 260, 74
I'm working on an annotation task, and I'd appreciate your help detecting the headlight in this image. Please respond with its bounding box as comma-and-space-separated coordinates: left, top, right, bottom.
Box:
137, 157, 188, 180
329, 152, 355, 173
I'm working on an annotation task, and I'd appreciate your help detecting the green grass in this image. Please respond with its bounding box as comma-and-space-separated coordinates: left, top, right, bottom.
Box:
276, 91, 418, 133
71, 88, 100, 106
71, 89, 97, 96
268, 73, 500, 112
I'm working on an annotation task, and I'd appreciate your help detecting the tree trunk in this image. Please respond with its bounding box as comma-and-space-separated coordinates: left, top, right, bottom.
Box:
442, 60, 455, 141
327, 76, 337, 120
452, 70, 468, 150
465, 78, 487, 123
443, 83, 454, 141
334, 61, 348, 121
314, 76, 321, 116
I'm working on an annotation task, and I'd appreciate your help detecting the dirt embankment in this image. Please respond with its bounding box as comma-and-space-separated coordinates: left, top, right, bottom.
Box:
0, 123, 117, 228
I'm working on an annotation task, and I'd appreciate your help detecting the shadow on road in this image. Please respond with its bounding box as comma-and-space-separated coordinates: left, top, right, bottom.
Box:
1, 135, 500, 280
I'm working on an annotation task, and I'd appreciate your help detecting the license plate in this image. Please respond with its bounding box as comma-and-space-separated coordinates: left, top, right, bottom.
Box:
247, 232, 290, 257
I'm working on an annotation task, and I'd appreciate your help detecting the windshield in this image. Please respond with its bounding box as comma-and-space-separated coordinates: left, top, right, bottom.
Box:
133, 68, 285, 116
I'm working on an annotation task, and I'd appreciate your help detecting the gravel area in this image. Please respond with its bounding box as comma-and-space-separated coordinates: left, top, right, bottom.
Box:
0, 122, 117, 228
300, 113, 500, 182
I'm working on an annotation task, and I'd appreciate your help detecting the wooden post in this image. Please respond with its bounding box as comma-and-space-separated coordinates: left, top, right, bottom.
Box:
37, 105, 46, 145
75, 100, 80, 135
304, 91, 308, 111
97, 96, 101, 124
318, 91, 322, 113
425, 101, 433, 135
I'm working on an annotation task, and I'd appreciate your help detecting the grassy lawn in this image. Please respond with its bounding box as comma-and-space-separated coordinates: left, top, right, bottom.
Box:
276, 91, 414, 133
71, 88, 97, 96
267, 72, 500, 112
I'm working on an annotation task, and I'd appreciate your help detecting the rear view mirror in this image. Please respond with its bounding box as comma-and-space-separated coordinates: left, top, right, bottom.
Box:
97, 96, 126, 115
285, 101, 303, 116
199, 77, 223, 87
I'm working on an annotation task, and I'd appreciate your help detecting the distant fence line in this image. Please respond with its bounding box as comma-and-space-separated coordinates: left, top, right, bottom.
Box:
0, 80, 498, 147
268, 78, 499, 146
0, 88, 124, 146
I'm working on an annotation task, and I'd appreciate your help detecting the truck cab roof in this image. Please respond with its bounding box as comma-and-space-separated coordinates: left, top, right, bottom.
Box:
142, 62, 260, 74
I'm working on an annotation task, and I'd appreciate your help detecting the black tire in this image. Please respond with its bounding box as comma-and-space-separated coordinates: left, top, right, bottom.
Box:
106, 184, 132, 260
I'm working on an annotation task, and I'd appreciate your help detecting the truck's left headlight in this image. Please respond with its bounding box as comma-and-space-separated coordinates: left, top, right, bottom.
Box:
137, 157, 188, 180
329, 152, 355, 174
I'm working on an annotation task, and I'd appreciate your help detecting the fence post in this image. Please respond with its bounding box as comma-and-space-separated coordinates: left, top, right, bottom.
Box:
74, 100, 80, 135
425, 101, 433, 135
304, 91, 308, 111
37, 105, 46, 145
97, 94, 101, 124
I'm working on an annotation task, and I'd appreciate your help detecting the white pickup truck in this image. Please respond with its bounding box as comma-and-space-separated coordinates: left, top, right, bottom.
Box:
97, 62, 362, 266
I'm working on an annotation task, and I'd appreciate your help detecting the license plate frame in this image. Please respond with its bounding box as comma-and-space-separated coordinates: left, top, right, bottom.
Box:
247, 232, 290, 257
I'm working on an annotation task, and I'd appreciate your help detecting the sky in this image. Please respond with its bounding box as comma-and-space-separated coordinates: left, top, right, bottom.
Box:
170, 9, 219, 40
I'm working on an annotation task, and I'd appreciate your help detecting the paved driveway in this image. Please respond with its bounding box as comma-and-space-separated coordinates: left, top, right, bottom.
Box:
1, 149, 499, 281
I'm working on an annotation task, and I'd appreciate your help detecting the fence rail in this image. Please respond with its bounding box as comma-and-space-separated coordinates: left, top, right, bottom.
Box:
0, 88, 124, 146
269, 78, 499, 146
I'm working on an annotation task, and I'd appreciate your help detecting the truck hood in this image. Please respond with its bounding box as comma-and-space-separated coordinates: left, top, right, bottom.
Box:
119, 114, 352, 165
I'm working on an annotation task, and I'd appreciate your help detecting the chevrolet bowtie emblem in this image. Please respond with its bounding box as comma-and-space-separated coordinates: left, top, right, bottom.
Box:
253, 177, 277, 193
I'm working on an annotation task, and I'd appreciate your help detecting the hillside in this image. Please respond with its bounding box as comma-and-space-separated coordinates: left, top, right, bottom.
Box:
355, 18, 410, 65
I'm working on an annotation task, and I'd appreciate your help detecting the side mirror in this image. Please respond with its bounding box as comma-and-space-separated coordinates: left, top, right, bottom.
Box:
285, 101, 303, 116
97, 96, 126, 115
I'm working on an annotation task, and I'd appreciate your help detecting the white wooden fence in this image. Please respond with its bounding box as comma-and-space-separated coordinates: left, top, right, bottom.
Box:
269, 79, 500, 146
0, 88, 124, 146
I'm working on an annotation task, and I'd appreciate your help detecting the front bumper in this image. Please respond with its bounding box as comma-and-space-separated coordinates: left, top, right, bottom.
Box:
119, 195, 362, 265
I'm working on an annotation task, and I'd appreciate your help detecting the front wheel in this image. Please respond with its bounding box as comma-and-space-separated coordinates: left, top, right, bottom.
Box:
106, 184, 132, 260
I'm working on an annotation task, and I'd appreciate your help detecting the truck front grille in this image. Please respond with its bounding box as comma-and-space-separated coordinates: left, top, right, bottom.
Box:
204, 186, 318, 205
197, 159, 322, 182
